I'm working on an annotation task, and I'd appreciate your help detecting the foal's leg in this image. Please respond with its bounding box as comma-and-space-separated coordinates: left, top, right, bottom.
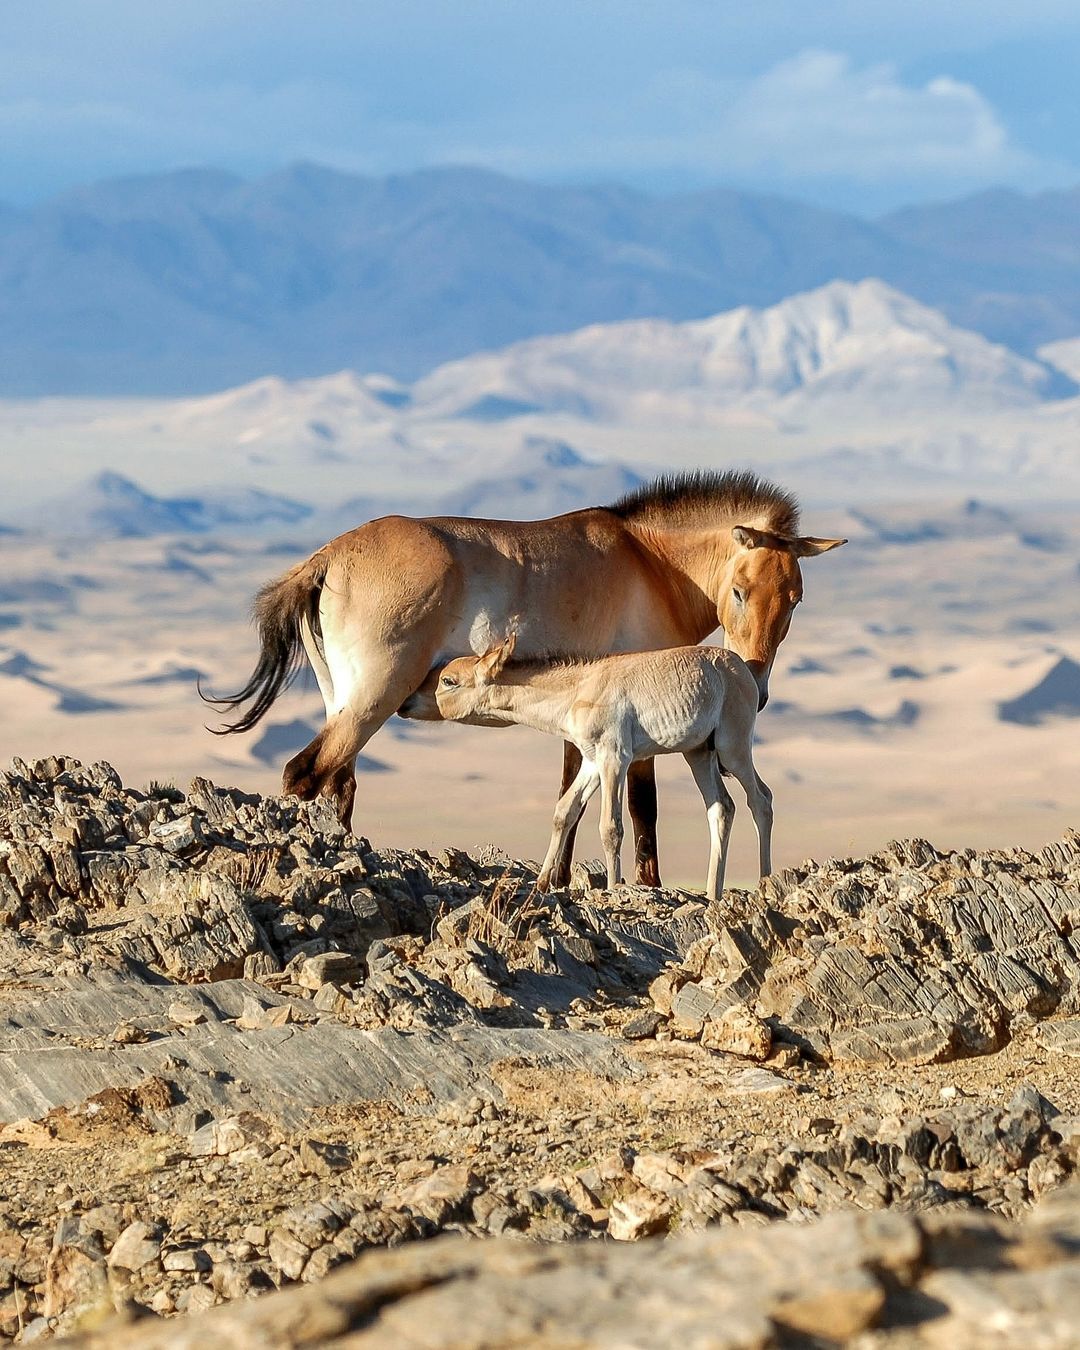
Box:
553, 749, 662, 888
548, 742, 584, 888
537, 759, 600, 891
683, 747, 736, 902
597, 755, 627, 889
725, 753, 773, 879
627, 759, 662, 887
752, 771, 774, 877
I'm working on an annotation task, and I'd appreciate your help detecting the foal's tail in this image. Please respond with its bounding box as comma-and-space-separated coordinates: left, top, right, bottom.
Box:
201, 550, 330, 735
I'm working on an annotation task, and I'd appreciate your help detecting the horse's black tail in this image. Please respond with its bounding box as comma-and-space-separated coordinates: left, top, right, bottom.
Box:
200, 551, 329, 735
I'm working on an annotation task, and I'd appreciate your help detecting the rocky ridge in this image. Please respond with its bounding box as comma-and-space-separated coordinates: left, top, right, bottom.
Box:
58, 1184, 1080, 1349
0, 755, 1079, 1343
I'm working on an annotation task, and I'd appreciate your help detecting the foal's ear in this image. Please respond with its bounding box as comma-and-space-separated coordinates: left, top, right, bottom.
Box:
732, 525, 762, 549
476, 632, 517, 684
794, 536, 847, 557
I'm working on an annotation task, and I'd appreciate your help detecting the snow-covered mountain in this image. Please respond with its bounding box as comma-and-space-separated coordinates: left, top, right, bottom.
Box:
145, 371, 408, 458
412, 280, 1071, 423
4, 277, 1080, 538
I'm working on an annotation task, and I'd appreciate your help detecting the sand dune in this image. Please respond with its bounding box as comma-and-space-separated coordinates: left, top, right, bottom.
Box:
998, 655, 1080, 726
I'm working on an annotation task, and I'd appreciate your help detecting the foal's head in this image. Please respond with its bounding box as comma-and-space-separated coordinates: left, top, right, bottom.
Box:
435, 633, 518, 724
720, 527, 846, 709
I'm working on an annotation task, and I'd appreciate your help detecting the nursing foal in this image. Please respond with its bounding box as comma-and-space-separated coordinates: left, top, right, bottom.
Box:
435, 635, 770, 902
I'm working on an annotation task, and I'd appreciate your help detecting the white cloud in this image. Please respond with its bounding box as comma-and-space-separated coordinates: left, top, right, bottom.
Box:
717, 50, 1028, 181
0, 19, 1069, 211
385, 49, 1058, 210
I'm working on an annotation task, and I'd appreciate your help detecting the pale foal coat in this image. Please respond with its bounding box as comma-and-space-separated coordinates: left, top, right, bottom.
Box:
435, 638, 772, 902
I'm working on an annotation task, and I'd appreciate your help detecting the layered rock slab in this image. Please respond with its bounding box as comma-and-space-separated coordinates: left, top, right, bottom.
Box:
4, 756, 1080, 1342
60, 1185, 1080, 1349
657, 833, 1080, 1065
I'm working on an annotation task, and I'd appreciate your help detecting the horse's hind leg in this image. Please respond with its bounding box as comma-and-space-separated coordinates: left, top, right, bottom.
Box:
282, 646, 438, 829
627, 759, 661, 887
282, 711, 364, 826
326, 760, 357, 826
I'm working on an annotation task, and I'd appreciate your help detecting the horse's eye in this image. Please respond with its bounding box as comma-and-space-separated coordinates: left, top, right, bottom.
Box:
440, 675, 458, 688
733, 588, 746, 606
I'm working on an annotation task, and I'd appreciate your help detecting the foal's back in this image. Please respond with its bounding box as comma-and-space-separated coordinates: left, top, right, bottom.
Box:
568, 645, 759, 757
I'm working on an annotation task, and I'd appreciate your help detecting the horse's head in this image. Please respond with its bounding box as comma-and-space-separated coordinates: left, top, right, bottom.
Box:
719, 527, 846, 710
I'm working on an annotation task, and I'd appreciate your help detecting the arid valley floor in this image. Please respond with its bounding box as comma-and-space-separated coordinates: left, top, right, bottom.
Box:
2, 280, 1080, 1343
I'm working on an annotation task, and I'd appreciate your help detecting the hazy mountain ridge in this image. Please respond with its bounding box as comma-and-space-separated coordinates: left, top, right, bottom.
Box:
6, 275, 1080, 544
5, 164, 1080, 395
15, 472, 313, 539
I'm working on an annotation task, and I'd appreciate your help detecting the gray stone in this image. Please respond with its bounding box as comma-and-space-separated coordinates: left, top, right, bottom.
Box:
297, 951, 362, 991
107, 1221, 163, 1274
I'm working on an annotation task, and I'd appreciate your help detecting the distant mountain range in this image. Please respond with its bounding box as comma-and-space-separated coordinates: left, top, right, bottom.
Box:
411, 280, 1074, 420
8, 441, 643, 539
4, 164, 1080, 396
7, 275, 1080, 541
20, 472, 312, 538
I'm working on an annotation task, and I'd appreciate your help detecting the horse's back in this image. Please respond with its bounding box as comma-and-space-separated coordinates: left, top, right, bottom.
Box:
420, 507, 628, 562
322, 507, 626, 577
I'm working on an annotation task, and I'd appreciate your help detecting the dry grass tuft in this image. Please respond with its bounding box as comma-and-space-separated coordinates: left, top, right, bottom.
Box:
465, 871, 548, 955
213, 846, 276, 892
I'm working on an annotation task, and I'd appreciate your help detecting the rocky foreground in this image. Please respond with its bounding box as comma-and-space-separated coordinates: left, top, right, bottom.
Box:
1, 757, 1080, 1344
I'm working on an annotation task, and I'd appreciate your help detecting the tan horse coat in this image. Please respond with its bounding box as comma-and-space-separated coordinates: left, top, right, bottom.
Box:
208, 470, 844, 880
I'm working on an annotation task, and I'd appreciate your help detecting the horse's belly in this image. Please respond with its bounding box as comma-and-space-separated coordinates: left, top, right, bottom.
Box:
632, 704, 716, 758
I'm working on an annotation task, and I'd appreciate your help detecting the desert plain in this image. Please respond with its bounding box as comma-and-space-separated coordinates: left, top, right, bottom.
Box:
2, 279, 1080, 1345
3, 282, 1079, 885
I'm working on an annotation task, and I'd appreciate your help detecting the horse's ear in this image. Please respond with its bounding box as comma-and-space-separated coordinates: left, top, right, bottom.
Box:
732, 525, 762, 549
794, 536, 847, 557
476, 632, 517, 685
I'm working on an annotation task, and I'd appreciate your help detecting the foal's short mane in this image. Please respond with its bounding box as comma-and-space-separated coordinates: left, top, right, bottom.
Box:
502, 653, 595, 678
608, 469, 800, 536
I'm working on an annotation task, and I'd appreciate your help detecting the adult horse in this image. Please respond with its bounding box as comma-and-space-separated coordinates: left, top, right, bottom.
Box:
207, 470, 844, 885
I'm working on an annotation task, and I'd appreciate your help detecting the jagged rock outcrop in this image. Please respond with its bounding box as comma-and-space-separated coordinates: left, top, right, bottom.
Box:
654, 833, 1080, 1065
4, 757, 1080, 1076
3, 755, 1080, 1342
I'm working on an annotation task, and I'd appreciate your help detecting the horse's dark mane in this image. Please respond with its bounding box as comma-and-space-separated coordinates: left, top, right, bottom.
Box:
608, 469, 800, 536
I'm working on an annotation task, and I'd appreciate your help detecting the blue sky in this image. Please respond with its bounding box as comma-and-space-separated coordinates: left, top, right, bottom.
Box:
3, 1, 1080, 213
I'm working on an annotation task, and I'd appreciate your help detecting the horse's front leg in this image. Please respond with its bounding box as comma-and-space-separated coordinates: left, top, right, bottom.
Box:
627, 758, 661, 887
547, 742, 584, 888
